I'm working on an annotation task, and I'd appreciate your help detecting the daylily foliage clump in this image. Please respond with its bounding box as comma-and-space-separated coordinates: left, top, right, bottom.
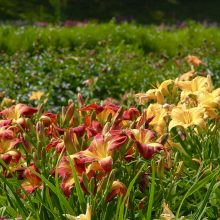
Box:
0, 56, 220, 219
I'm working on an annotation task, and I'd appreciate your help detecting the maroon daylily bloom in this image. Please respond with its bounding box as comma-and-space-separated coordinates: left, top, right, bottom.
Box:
70, 124, 86, 137
123, 107, 140, 120
58, 156, 86, 197
46, 138, 64, 153
81, 103, 104, 114
105, 180, 127, 202
130, 129, 163, 160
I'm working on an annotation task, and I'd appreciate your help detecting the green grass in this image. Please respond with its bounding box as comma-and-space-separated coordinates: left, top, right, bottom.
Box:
0, 22, 220, 109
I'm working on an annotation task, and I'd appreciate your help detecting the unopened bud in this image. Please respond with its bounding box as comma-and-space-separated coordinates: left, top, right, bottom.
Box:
40, 115, 52, 126
156, 158, 164, 179
36, 121, 45, 142
63, 103, 75, 125
174, 161, 184, 177
77, 93, 84, 107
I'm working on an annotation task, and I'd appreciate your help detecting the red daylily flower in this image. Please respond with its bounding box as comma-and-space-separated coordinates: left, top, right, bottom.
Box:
130, 129, 163, 160
0, 104, 37, 121
77, 133, 127, 173
58, 156, 86, 197
21, 164, 42, 193
105, 180, 127, 202
0, 127, 20, 154
46, 138, 64, 153
123, 107, 140, 120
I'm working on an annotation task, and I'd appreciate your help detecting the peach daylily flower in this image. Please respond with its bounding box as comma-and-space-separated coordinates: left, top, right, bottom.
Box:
169, 106, 205, 131
186, 55, 204, 66
0, 127, 20, 154
21, 164, 42, 193
160, 202, 175, 220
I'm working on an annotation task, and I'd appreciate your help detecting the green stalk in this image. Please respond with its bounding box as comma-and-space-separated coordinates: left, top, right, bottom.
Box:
146, 160, 155, 220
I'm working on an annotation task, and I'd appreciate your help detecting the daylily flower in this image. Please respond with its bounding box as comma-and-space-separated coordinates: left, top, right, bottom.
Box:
131, 129, 163, 160
105, 180, 127, 202
84, 116, 103, 138
0, 127, 20, 154
135, 80, 173, 104
122, 107, 140, 120
160, 202, 175, 220
21, 164, 42, 193
186, 55, 204, 66
178, 69, 195, 81
29, 91, 44, 101
175, 76, 213, 94
46, 138, 65, 153
0, 104, 37, 124
145, 104, 170, 135
63, 203, 92, 220
81, 103, 118, 124
1, 97, 15, 107
169, 106, 205, 131
58, 156, 86, 197
197, 89, 220, 119
197, 89, 220, 109
77, 133, 127, 173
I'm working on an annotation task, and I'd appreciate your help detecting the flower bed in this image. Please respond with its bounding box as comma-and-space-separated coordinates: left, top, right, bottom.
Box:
0, 56, 220, 219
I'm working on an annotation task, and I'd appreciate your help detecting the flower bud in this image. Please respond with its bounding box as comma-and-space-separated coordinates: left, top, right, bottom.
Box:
40, 115, 52, 126
36, 121, 45, 142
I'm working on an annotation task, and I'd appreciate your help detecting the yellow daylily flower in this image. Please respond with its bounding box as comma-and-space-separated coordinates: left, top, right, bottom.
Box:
177, 69, 195, 81
146, 103, 171, 135
63, 203, 92, 220
169, 106, 205, 131
197, 89, 220, 119
197, 88, 220, 109
175, 76, 213, 94
29, 91, 44, 100
135, 80, 173, 104
1, 97, 16, 107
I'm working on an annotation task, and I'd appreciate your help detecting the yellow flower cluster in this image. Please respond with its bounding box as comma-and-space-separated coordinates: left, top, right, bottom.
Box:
136, 57, 220, 134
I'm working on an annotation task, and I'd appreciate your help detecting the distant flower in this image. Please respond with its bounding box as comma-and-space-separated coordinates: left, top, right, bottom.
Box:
29, 91, 44, 101
1, 97, 15, 106
186, 55, 204, 66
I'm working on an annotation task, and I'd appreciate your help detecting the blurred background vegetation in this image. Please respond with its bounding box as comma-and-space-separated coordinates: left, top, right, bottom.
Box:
0, 0, 220, 24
